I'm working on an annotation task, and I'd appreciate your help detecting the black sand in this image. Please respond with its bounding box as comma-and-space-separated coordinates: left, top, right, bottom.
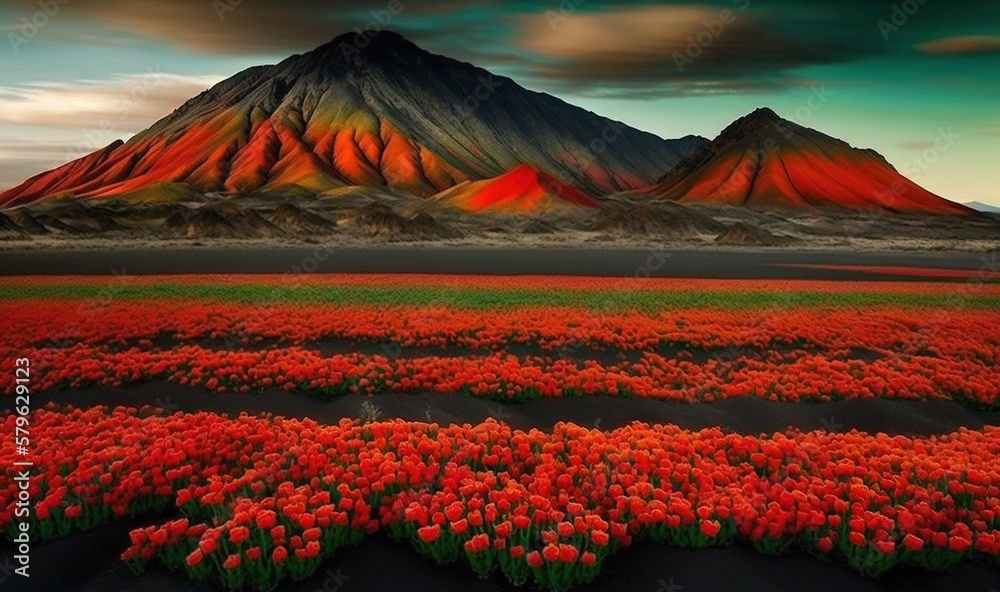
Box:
0, 248, 995, 280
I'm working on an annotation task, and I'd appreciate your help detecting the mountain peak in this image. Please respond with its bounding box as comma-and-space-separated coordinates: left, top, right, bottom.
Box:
717, 107, 788, 143
273, 29, 424, 76
318, 29, 417, 55
744, 107, 781, 122
640, 108, 975, 216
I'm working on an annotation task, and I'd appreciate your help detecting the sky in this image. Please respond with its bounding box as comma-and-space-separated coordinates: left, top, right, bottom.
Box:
0, 0, 998, 204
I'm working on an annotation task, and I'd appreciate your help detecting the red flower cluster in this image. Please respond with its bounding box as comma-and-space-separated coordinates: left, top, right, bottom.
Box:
7, 339, 997, 407
4, 408, 1000, 590
4, 299, 996, 407
3, 300, 996, 357
8, 273, 1000, 295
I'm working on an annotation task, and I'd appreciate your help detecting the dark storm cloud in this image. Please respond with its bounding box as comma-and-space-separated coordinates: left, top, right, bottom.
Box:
7, 0, 997, 97
7, 0, 482, 54
512, 4, 869, 97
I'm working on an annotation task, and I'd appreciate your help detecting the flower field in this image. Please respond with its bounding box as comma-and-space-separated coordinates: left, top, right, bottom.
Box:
4, 408, 1000, 591
3, 274, 1000, 591
1, 292, 998, 407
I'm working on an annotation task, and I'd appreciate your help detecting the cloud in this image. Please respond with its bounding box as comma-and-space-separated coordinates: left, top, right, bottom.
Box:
512, 5, 868, 97
0, 72, 223, 131
899, 139, 935, 150
917, 35, 1000, 55
0, 139, 87, 188
5, 0, 481, 54
0, 72, 224, 177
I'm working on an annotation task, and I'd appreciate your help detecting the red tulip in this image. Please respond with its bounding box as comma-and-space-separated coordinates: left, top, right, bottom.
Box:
417, 524, 440, 543
700, 520, 722, 538
222, 554, 241, 570
185, 549, 203, 567
272, 546, 288, 564
903, 534, 924, 552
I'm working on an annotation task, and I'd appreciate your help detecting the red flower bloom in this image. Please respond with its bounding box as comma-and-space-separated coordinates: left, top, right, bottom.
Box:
185, 549, 203, 567
445, 502, 464, 522
903, 534, 924, 552
464, 534, 490, 554
590, 530, 610, 547
949, 536, 971, 554
229, 526, 250, 545
417, 524, 441, 543
255, 510, 277, 530
558, 544, 578, 563
875, 540, 895, 554
198, 537, 217, 555
270, 525, 286, 542
298, 513, 316, 529
222, 554, 241, 570
700, 520, 722, 538
817, 537, 834, 553
272, 546, 288, 564
557, 522, 575, 538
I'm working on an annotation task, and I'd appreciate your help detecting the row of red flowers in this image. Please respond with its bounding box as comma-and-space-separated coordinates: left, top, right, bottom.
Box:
7, 274, 1000, 294
4, 342, 997, 407
4, 301, 997, 363
4, 407, 1000, 590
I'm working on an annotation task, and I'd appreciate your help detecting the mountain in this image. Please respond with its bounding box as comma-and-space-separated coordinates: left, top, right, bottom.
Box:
433, 164, 601, 213
965, 201, 1000, 214
0, 31, 704, 208
632, 108, 975, 216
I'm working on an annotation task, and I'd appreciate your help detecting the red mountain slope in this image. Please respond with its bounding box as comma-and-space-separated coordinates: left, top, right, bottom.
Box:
638, 108, 975, 216
434, 165, 602, 213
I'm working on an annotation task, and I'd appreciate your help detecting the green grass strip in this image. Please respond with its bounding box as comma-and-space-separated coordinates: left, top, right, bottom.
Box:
1, 283, 998, 311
